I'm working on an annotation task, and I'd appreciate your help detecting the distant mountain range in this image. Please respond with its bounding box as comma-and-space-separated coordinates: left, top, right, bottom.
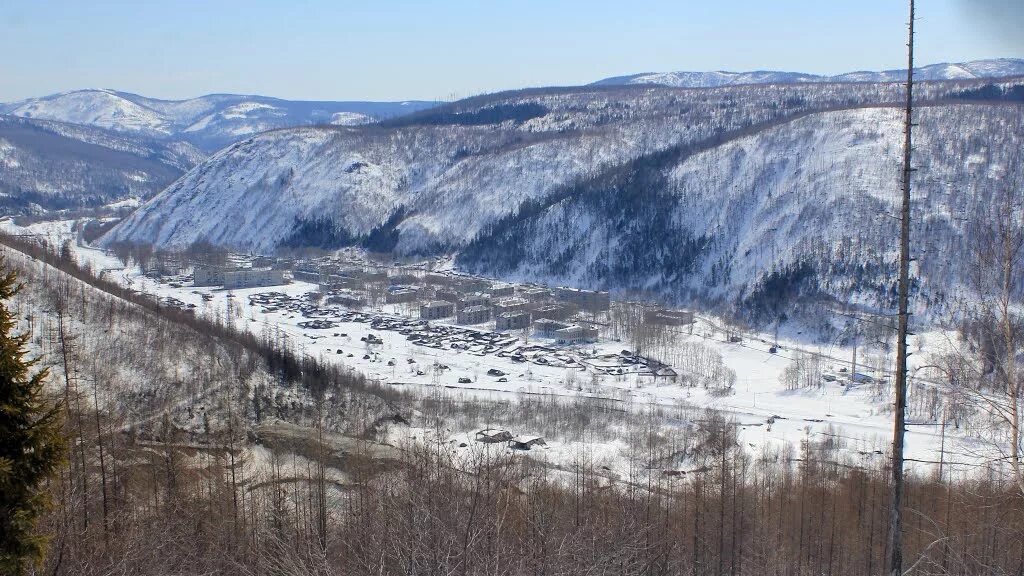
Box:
592, 58, 1024, 88
5, 58, 1019, 157
0, 114, 204, 214
0, 90, 439, 152
0, 91, 439, 214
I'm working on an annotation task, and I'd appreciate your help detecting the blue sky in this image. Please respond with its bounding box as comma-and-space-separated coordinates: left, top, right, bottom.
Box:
1, 0, 1021, 102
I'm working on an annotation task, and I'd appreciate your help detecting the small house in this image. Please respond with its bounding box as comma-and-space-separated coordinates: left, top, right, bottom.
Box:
508, 435, 546, 450
475, 429, 513, 443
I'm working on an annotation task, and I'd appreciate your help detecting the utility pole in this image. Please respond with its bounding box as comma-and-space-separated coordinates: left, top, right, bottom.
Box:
850, 324, 858, 387
888, 1, 915, 575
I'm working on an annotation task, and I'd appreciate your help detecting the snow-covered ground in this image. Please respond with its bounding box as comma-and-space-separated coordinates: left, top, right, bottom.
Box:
1, 217, 1000, 480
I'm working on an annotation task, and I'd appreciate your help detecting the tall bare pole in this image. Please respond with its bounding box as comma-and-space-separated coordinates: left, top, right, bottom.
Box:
888, 1, 915, 575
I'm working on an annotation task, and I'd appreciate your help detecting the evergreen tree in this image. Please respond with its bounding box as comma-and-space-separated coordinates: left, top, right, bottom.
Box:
0, 259, 65, 574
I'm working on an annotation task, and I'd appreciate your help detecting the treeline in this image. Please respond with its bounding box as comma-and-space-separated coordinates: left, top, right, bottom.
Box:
380, 103, 549, 128
952, 83, 1024, 103
26, 396, 1024, 575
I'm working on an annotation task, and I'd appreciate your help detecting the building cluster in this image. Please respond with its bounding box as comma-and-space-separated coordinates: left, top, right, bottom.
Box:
406, 277, 608, 345
176, 254, 690, 350
193, 265, 288, 289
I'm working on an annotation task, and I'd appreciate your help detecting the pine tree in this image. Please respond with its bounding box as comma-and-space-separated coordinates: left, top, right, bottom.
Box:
0, 258, 65, 575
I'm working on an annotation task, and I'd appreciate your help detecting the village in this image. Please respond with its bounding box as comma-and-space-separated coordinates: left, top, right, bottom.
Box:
140, 250, 696, 384
104, 245, 932, 464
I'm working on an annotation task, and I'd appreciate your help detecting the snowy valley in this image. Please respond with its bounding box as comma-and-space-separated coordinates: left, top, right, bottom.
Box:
2, 44, 1023, 575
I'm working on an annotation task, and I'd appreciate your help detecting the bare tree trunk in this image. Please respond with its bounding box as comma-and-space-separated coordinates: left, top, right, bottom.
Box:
90, 360, 109, 545
888, 2, 915, 575
57, 306, 90, 532
1001, 224, 1023, 496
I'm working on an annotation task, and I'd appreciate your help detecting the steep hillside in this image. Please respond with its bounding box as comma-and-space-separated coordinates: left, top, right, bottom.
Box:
104, 78, 1023, 320
458, 103, 1024, 319
593, 58, 1024, 88
0, 115, 203, 213
103, 79, 978, 252
1, 89, 439, 152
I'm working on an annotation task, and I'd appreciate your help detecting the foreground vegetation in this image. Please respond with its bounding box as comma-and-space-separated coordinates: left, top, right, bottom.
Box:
1, 234, 1022, 575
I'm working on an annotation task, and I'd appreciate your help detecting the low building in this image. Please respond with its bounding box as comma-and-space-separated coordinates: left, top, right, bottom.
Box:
518, 287, 551, 302
223, 268, 287, 289
457, 305, 491, 325
435, 288, 460, 303
420, 300, 455, 320
489, 283, 515, 298
508, 435, 546, 450
475, 429, 513, 443
448, 276, 489, 294
495, 311, 531, 331
458, 293, 491, 310
533, 318, 573, 338
554, 324, 599, 345
292, 269, 322, 283
388, 273, 420, 285
193, 265, 226, 287
319, 274, 365, 291
531, 303, 576, 321
196, 265, 287, 288
493, 296, 530, 316
327, 290, 366, 308
555, 287, 611, 312
385, 288, 419, 304
252, 256, 292, 270
293, 262, 321, 274
644, 308, 695, 326
424, 273, 455, 286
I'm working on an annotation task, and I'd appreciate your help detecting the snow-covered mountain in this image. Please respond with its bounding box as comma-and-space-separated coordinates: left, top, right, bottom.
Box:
459, 104, 1023, 321
0, 90, 439, 152
592, 58, 1024, 88
0, 115, 203, 214
103, 75, 1024, 320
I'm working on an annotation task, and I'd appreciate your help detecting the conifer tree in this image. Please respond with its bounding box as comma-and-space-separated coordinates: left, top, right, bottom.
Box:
0, 258, 65, 575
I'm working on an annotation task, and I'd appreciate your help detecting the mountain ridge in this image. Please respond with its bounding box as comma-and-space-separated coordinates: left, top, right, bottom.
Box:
0, 89, 440, 152
592, 57, 1024, 88
0, 114, 204, 213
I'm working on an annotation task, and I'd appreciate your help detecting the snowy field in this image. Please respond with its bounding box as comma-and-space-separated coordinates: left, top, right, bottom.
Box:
1, 217, 998, 479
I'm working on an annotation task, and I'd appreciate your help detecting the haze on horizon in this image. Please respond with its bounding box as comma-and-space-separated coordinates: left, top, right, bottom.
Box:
1, 0, 1022, 103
